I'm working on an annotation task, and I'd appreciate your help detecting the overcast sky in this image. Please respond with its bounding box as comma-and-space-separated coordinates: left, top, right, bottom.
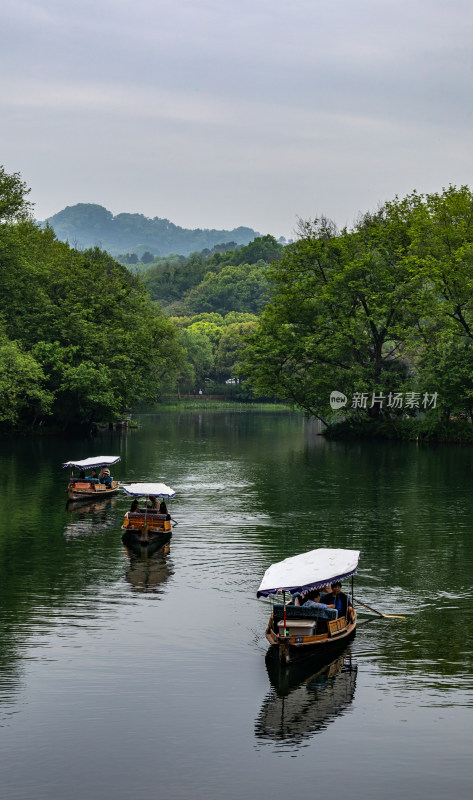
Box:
1, 0, 472, 238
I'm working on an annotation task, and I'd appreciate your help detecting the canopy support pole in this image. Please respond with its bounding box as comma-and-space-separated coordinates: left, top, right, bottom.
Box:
142, 496, 149, 542
283, 591, 287, 635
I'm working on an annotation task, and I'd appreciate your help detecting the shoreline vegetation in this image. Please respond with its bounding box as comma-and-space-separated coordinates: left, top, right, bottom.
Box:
324, 418, 473, 444
4, 166, 473, 445
139, 399, 292, 413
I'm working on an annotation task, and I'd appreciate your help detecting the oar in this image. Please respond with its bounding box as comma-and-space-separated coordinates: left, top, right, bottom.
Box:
354, 597, 405, 619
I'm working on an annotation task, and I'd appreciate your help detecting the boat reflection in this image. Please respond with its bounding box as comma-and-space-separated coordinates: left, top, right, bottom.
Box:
122, 534, 173, 594
255, 646, 357, 747
63, 496, 117, 538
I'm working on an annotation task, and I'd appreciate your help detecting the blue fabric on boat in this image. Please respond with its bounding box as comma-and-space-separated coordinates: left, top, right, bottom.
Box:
272, 604, 337, 622
301, 600, 336, 620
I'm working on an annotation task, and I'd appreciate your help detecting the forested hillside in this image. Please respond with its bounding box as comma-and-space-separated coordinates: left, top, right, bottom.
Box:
140, 234, 284, 314
43, 203, 261, 257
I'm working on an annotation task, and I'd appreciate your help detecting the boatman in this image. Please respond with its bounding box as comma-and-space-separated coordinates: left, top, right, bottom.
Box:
323, 581, 355, 623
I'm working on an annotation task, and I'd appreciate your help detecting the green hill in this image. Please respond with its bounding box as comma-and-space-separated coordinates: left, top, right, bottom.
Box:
42, 203, 260, 257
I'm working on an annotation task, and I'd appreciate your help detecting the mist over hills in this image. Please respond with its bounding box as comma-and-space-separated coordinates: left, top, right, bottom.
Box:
43, 203, 261, 257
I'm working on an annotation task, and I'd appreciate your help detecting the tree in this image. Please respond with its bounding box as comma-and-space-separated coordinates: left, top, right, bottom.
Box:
0, 330, 52, 427
242, 210, 424, 421
409, 185, 473, 342
188, 321, 223, 356
216, 321, 258, 381
0, 212, 181, 429
174, 328, 214, 394
184, 261, 271, 315
0, 165, 32, 222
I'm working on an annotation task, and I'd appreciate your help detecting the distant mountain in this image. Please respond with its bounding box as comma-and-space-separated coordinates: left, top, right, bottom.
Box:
42, 203, 260, 257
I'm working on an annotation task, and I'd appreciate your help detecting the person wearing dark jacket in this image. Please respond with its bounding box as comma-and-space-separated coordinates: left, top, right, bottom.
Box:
322, 581, 355, 622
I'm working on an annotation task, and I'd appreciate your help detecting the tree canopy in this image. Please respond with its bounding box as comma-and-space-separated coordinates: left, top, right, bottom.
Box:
0, 167, 181, 431
242, 187, 473, 425
140, 235, 282, 314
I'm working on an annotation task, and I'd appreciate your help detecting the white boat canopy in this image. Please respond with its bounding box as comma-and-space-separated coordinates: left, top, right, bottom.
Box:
121, 482, 176, 498
62, 456, 121, 469
257, 548, 360, 598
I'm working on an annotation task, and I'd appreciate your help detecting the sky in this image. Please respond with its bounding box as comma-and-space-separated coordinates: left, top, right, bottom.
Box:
1, 0, 473, 239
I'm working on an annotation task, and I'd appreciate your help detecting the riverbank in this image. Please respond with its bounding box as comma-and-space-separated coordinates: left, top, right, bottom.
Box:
324, 417, 473, 443
139, 399, 293, 413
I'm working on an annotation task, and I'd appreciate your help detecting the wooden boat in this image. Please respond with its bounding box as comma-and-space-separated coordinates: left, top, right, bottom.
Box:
257, 548, 360, 665
121, 482, 176, 545
63, 456, 121, 501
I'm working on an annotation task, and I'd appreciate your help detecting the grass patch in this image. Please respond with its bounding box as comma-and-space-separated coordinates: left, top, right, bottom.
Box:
136, 400, 293, 413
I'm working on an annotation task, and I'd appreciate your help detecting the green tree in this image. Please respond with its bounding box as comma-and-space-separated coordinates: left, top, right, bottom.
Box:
188, 321, 223, 356
0, 165, 32, 222
216, 321, 258, 381
0, 207, 180, 429
184, 261, 271, 315
242, 211, 424, 421
174, 328, 214, 394
223, 312, 258, 325
409, 185, 473, 341
0, 330, 52, 427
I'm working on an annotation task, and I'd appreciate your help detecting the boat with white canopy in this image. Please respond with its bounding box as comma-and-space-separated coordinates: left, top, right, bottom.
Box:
121, 483, 176, 545
258, 548, 360, 664
63, 456, 121, 501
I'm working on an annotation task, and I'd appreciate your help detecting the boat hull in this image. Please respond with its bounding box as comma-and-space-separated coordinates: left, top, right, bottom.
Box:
122, 530, 172, 555
67, 481, 120, 501
266, 610, 357, 665
121, 511, 172, 544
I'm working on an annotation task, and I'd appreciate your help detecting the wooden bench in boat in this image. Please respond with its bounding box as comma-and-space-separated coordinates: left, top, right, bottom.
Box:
70, 481, 118, 491
272, 603, 340, 637
327, 617, 347, 636
122, 511, 172, 535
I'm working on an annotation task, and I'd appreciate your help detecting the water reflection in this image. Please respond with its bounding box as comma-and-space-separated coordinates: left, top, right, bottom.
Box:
122, 536, 173, 594
255, 647, 357, 749
63, 496, 118, 539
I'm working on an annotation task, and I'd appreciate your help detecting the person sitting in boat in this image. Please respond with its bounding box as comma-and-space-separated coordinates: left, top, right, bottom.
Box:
159, 499, 168, 514
99, 468, 113, 487
147, 496, 159, 511
79, 470, 86, 479
125, 499, 140, 518
293, 589, 335, 618
86, 469, 99, 483
323, 581, 355, 623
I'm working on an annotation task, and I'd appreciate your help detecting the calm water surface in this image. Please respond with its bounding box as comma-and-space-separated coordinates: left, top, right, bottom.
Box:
0, 412, 472, 800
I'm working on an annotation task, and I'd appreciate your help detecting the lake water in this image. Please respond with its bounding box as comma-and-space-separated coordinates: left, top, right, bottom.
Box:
0, 411, 472, 800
